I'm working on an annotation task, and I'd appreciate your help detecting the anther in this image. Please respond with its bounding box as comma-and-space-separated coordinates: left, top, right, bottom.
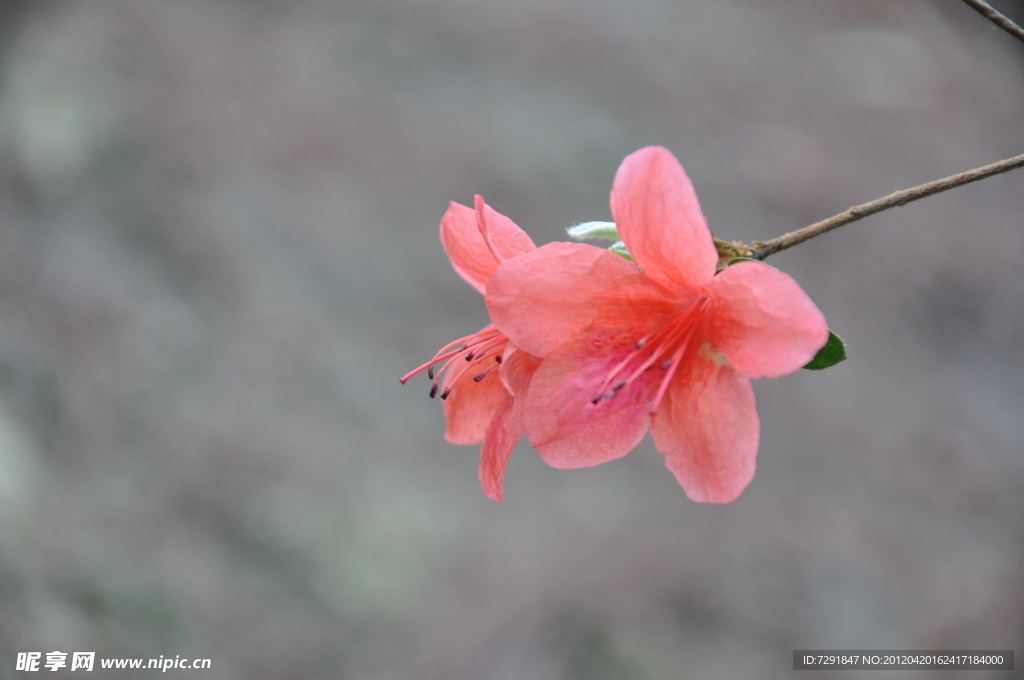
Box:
636, 338, 647, 349
427, 365, 434, 380
613, 381, 626, 392
660, 359, 672, 370
429, 384, 438, 398
495, 355, 502, 364
473, 372, 487, 382
441, 386, 451, 400
465, 352, 474, 361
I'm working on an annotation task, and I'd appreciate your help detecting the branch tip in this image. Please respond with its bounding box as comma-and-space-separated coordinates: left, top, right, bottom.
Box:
753, 152, 1024, 260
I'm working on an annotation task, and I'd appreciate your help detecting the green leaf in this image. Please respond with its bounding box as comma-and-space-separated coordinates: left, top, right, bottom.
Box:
803, 330, 846, 370
608, 241, 633, 261
567, 221, 619, 241
727, 257, 757, 266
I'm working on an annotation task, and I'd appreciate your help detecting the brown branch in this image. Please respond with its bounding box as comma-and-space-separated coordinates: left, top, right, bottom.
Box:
751, 152, 1024, 260
960, 0, 1024, 44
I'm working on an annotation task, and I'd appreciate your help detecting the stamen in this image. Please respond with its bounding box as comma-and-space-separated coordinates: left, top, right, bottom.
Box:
431, 338, 468, 357
401, 325, 509, 399
649, 342, 688, 414
649, 301, 709, 415
399, 344, 467, 384
438, 341, 504, 397
588, 298, 708, 405
474, 362, 500, 382
614, 315, 695, 391
434, 351, 468, 386
472, 337, 507, 361
400, 328, 501, 385
594, 326, 672, 397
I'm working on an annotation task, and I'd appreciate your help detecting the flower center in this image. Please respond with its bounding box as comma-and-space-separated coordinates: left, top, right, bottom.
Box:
400, 325, 508, 399
592, 297, 709, 414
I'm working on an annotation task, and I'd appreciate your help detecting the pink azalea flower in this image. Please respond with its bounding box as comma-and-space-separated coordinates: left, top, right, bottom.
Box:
486, 146, 829, 503
401, 197, 540, 501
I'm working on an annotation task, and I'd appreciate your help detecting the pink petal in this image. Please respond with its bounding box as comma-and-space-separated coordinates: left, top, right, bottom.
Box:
475, 196, 536, 263
476, 344, 540, 501
651, 353, 758, 503
439, 202, 498, 295
497, 344, 524, 396
498, 344, 542, 434
611, 146, 718, 293
479, 405, 520, 501
524, 336, 655, 469
443, 361, 512, 445
487, 242, 674, 357
707, 260, 829, 379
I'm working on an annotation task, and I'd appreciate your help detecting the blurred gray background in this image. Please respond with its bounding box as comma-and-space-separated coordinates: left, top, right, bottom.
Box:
0, 0, 1022, 678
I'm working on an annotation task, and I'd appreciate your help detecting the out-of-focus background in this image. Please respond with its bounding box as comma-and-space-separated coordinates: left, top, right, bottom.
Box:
0, 0, 1022, 678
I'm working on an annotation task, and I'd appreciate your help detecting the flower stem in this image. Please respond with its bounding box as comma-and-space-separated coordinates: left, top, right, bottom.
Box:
960, 0, 1024, 44
752, 152, 1024, 260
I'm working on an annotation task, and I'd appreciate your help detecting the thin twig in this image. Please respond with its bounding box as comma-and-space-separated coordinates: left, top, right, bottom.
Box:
751, 152, 1024, 260
960, 0, 1024, 44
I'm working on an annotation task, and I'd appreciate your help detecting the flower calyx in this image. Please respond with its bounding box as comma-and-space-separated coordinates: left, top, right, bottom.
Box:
713, 237, 755, 272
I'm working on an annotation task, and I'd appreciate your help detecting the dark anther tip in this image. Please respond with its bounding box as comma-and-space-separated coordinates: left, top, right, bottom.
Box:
473, 373, 486, 382
429, 385, 438, 398
495, 355, 503, 364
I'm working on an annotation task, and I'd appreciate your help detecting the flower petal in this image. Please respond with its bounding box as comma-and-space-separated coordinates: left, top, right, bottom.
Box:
439, 202, 497, 295
498, 344, 542, 432
651, 353, 758, 503
487, 242, 674, 357
443, 360, 512, 445
524, 336, 655, 469
611, 146, 718, 292
479, 405, 519, 502
475, 195, 536, 263
707, 260, 829, 379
